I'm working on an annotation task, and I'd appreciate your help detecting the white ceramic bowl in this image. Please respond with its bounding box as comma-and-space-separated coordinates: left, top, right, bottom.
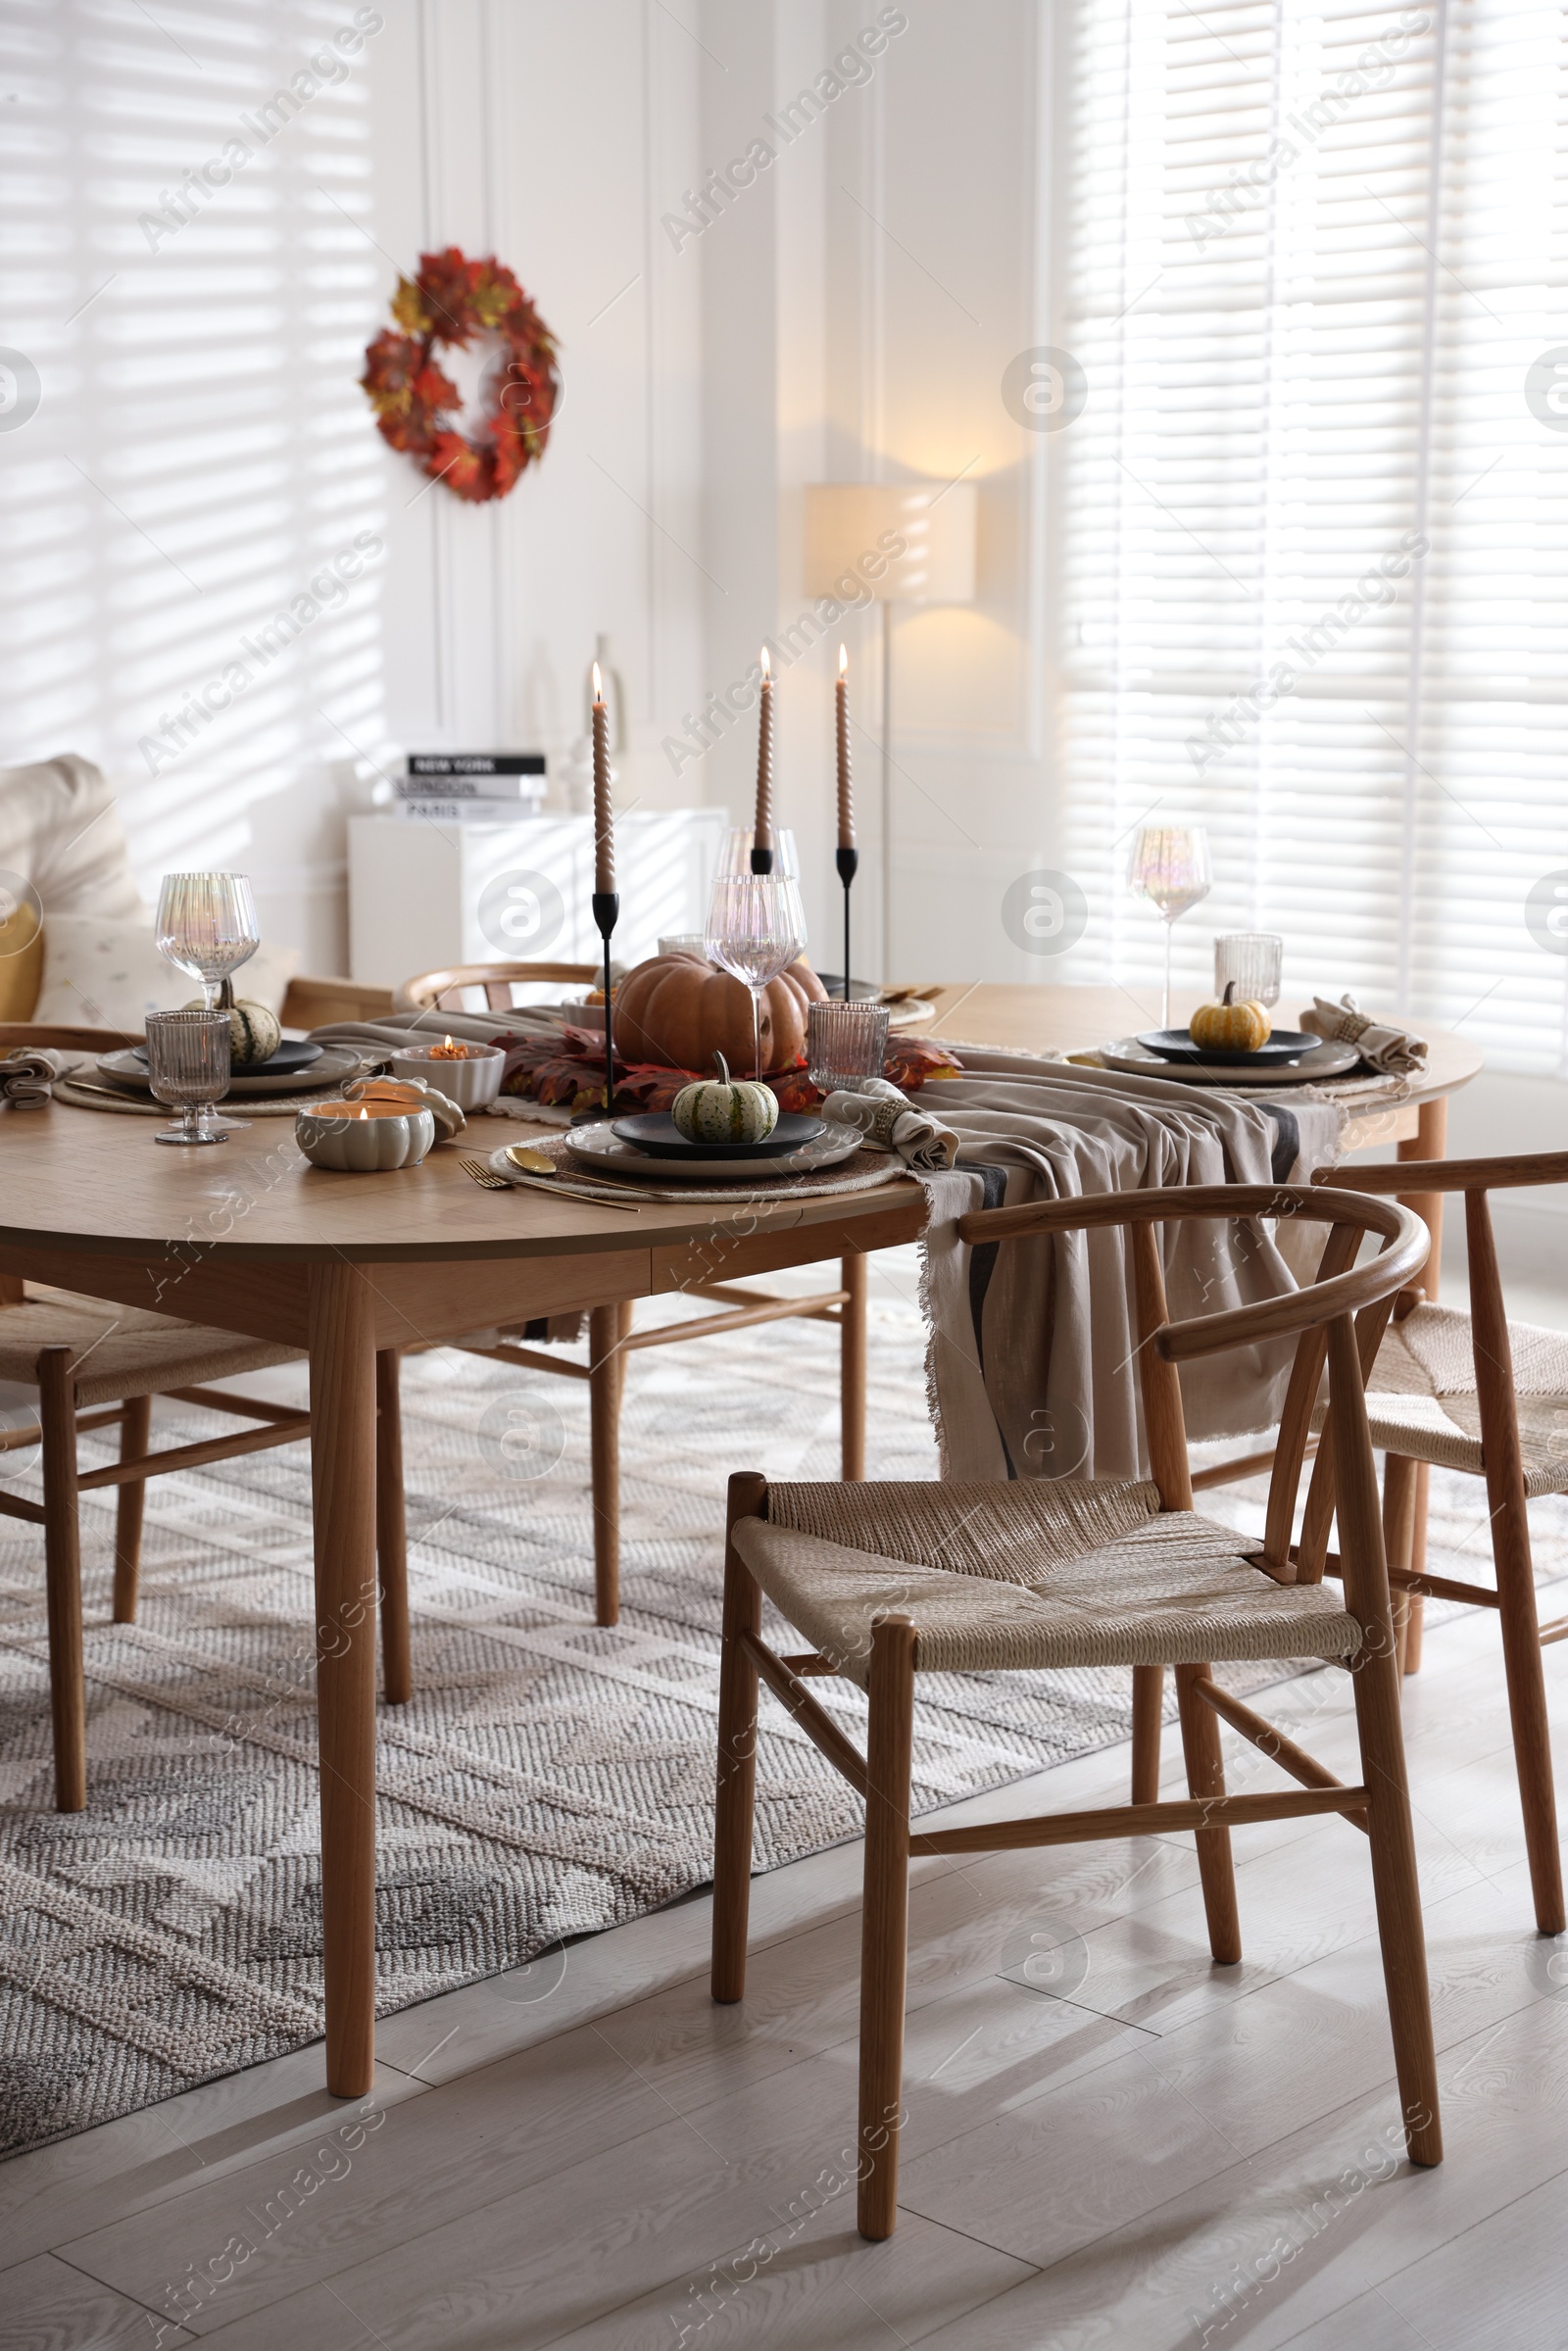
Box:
387, 1043, 506, 1112
296, 1102, 436, 1171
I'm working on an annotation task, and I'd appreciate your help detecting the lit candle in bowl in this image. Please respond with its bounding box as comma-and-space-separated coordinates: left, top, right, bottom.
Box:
387, 1037, 506, 1111
296, 1101, 437, 1171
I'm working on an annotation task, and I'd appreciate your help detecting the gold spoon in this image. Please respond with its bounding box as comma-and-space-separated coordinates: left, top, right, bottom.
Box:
507, 1146, 556, 1173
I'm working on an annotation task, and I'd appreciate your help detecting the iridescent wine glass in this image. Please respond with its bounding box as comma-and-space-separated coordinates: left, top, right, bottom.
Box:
155, 873, 260, 1009
1126, 824, 1212, 1027
705, 870, 808, 1079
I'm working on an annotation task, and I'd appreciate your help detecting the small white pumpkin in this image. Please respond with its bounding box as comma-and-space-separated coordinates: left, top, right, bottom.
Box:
671, 1052, 779, 1145
184, 997, 282, 1065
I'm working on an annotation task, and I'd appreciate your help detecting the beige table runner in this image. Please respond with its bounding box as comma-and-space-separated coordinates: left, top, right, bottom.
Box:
917, 1053, 1346, 1484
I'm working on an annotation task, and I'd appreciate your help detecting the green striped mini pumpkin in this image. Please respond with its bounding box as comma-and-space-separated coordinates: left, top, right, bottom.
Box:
671, 1053, 778, 1146
184, 998, 282, 1065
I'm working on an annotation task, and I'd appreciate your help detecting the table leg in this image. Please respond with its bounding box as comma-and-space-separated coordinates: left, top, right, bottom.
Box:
1396, 1098, 1447, 1671
842, 1253, 867, 1482
308, 1262, 379, 2098
590, 1302, 626, 1627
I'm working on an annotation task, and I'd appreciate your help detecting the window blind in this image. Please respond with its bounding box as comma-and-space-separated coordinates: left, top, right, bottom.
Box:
1054, 0, 1568, 1074
0, 0, 387, 889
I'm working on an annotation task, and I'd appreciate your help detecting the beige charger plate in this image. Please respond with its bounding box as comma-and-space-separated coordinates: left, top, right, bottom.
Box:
489, 1135, 904, 1203
1096, 1036, 1361, 1086
564, 1116, 864, 1183
94, 1043, 367, 1099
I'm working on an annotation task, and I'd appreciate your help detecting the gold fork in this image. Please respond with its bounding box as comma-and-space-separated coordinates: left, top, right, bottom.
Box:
459, 1153, 646, 1212
459, 1154, 509, 1190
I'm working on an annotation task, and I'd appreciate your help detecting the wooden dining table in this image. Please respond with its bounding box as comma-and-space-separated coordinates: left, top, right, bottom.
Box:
0, 983, 1483, 2098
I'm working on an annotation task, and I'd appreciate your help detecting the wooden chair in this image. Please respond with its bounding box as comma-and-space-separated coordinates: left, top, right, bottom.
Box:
0, 1296, 416, 1805
1313, 1149, 1568, 1935
0, 1030, 415, 1807
711, 1183, 1441, 2239
393, 959, 868, 1627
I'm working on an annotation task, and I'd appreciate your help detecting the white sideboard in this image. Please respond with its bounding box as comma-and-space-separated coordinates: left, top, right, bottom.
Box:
347, 809, 727, 988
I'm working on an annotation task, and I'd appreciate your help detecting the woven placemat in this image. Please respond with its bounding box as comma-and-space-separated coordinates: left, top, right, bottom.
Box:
538, 1132, 908, 1203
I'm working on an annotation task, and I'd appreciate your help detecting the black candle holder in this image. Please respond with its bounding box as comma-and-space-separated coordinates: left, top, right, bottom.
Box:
591, 888, 618, 1118
835, 845, 858, 1002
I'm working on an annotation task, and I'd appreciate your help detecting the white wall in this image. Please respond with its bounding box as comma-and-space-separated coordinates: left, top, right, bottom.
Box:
368, 0, 1059, 984
368, 0, 707, 822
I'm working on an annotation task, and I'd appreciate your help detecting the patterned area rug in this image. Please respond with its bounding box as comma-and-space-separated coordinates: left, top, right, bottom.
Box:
0, 1271, 1563, 2158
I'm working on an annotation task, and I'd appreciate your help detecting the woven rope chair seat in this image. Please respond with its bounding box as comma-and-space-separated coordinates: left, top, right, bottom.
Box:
0, 1293, 302, 1406
737, 1479, 1359, 1688
1358, 1301, 1568, 1495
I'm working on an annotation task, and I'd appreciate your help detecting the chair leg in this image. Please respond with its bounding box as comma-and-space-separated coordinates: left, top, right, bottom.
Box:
711, 1472, 766, 2005
1492, 1486, 1565, 1935
1131, 1665, 1163, 1803
1175, 1661, 1241, 1964
841, 1252, 867, 1481
112, 1395, 152, 1624
858, 1612, 916, 2242
39, 1348, 85, 1813
589, 1302, 626, 1627
1328, 1313, 1443, 2162
375, 1349, 411, 1705
1382, 1452, 1417, 1678
1349, 1629, 1444, 2164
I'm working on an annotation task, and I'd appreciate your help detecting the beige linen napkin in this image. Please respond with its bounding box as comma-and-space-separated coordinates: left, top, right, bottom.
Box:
0, 1047, 74, 1107
821, 1077, 959, 1171
1299, 993, 1428, 1076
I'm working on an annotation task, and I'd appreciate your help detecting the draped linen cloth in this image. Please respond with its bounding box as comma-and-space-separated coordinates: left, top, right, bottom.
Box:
914, 1052, 1345, 1484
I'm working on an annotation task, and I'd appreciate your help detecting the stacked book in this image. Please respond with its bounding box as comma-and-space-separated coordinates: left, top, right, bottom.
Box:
395, 754, 548, 823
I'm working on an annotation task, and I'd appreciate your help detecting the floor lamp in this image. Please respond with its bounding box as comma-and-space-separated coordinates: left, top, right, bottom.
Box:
804, 482, 977, 983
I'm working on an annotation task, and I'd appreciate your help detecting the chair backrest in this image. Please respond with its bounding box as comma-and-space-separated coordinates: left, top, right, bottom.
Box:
1314, 1149, 1568, 1542
958, 1184, 1429, 1611
395, 960, 600, 1015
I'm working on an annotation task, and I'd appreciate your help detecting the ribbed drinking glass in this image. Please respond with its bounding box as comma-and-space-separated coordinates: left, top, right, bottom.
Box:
145, 1009, 232, 1146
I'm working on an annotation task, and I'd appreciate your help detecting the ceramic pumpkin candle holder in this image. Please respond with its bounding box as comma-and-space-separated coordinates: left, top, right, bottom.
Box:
296, 1100, 436, 1171
612, 950, 826, 1077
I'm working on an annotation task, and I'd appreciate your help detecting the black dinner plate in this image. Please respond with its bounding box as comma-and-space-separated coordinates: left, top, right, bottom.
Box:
1136, 1028, 1318, 1067
131, 1039, 323, 1077
612, 1111, 827, 1160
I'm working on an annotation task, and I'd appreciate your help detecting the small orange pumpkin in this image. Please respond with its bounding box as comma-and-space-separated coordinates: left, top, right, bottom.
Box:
1189, 981, 1272, 1053
612, 950, 826, 1074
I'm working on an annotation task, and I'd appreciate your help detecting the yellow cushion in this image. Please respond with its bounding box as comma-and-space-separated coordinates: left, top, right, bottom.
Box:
0, 900, 43, 1020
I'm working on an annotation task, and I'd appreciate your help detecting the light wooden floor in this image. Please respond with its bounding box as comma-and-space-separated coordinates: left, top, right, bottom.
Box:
3, 1581, 1566, 2350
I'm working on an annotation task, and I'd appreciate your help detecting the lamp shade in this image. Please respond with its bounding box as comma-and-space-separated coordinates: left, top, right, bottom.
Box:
805, 482, 977, 605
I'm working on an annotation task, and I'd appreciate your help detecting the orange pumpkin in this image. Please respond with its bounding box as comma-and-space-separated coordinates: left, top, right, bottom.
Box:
612, 950, 826, 1074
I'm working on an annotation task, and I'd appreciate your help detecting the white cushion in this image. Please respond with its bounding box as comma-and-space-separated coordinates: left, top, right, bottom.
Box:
0, 756, 141, 915
33, 916, 298, 1029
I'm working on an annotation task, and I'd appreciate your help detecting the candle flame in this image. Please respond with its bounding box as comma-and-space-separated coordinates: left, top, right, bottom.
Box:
760, 646, 770, 680
444, 1035, 454, 1052
357, 1105, 368, 1120
839, 643, 848, 677
592, 661, 604, 704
